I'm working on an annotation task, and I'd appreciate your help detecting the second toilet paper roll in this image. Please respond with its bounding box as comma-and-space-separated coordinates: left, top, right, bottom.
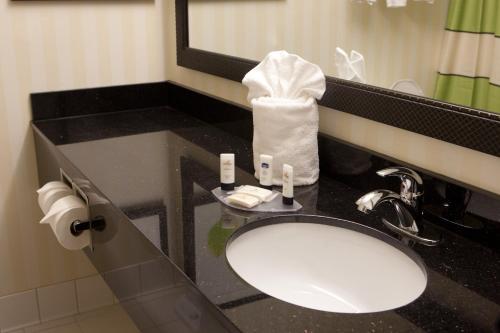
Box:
40, 195, 90, 250
37, 181, 73, 215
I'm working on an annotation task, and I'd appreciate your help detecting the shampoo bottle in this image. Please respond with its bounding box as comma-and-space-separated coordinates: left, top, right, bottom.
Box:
220, 154, 235, 191
282, 164, 294, 205
259, 154, 273, 190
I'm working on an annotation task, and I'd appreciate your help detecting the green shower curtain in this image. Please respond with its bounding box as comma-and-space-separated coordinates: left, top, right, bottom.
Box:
434, 0, 500, 113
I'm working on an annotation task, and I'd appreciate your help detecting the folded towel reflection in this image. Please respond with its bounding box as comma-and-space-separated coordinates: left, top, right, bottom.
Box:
390, 0, 434, 6
390, 79, 424, 96
352, 0, 434, 7
242, 50, 326, 186
335, 47, 367, 83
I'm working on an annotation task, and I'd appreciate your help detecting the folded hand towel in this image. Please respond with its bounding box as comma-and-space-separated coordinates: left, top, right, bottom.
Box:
243, 50, 325, 102
335, 47, 367, 83
242, 51, 326, 185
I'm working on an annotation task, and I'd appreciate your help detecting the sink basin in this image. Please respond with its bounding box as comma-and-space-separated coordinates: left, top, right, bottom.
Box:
225, 215, 427, 313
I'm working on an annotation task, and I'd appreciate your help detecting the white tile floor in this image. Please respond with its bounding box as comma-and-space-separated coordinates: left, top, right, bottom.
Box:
37, 281, 78, 322
6, 304, 140, 333
75, 276, 115, 313
0, 290, 40, 331
0, 274, 118, 332
1, 270, 191, 333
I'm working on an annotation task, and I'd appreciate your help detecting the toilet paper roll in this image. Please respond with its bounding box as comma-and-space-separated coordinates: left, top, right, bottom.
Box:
37, 181, 73, 215
40, 195, 90, 250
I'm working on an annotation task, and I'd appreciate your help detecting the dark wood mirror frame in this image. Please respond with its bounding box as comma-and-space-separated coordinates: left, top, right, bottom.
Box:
175, 0, 500, 157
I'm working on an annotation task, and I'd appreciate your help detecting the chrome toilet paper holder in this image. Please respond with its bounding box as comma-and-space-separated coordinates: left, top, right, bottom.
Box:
60, 168, 107, 241
70, 217, 106, 236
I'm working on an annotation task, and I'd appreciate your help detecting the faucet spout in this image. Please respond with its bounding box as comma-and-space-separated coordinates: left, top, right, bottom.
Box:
356, 189, 419, 233
355, 189, 400, 213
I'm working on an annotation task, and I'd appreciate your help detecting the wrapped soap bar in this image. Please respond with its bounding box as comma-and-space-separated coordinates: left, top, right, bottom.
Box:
235, 185, 275, 202
226, 193, 261, 208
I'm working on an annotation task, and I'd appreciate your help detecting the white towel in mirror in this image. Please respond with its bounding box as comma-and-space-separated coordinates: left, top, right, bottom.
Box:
386, 0, 407, 7
390, 79, 425, 96
352, 0, 434, 7
335, 47, 367, 84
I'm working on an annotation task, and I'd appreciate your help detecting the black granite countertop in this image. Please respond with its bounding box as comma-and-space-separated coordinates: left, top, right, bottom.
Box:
32, 83, 500, 333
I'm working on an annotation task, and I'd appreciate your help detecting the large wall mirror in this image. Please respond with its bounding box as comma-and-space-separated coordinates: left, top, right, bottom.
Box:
176, 0, 500, 157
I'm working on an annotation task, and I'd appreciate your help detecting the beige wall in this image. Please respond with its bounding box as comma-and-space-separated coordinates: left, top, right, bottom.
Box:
0, 0, 165, 297
1, 0, 499, 300
188, 0, 448, 97
165, 0, 500, 196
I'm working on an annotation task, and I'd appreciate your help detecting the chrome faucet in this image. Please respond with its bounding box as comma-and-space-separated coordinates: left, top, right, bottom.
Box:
356, 167, 439, 246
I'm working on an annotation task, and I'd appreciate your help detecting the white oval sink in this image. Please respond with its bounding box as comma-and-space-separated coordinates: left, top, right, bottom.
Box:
226, 216, 427, 313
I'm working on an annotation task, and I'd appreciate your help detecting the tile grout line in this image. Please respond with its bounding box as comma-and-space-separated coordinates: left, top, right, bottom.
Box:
138, 264, 144, 297
34, 288, 42, 324
0, 274, 98, 300
74, 318, 85, 333
74, 279, 81, 314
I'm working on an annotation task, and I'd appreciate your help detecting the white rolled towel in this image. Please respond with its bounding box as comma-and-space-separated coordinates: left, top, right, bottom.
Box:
242, 50, 326, 185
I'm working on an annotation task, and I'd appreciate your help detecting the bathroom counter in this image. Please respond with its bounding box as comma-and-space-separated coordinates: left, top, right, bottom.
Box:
32, 82, 500, 333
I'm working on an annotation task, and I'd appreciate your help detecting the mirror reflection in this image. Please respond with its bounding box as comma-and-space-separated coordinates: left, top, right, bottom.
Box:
188, 0, 500, 114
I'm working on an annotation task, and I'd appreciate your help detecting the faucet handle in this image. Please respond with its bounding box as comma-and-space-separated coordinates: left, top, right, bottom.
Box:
376, 167, 423, 205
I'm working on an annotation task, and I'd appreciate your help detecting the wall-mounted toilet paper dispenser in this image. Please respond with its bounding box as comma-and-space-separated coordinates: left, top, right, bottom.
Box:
37, 168, 106, 251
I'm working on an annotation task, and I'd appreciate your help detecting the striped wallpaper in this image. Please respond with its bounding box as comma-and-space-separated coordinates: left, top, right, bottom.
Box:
0, 0, 165, 297
1, 0, 499, 301
165, 0, 500, 196
188, 0, 449, 97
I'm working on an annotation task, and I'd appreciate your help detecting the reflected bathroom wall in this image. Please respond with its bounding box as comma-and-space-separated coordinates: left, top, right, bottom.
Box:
188, 0, 449, 97
164, 0, 500, 196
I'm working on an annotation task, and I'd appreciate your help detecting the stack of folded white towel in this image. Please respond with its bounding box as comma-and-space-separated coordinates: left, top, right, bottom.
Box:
353, 0, 434, 7
242, 51, 326, 186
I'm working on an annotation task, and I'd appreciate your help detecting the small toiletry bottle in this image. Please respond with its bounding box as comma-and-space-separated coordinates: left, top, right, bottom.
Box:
259, 154, 273, 190
282, 164, 294, 205
220, 154, 235, 191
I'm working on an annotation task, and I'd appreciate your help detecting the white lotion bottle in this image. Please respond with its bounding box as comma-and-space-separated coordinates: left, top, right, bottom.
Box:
259, 154, 273, 190
282, 164, 294, 205
220, 154, 235, 191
